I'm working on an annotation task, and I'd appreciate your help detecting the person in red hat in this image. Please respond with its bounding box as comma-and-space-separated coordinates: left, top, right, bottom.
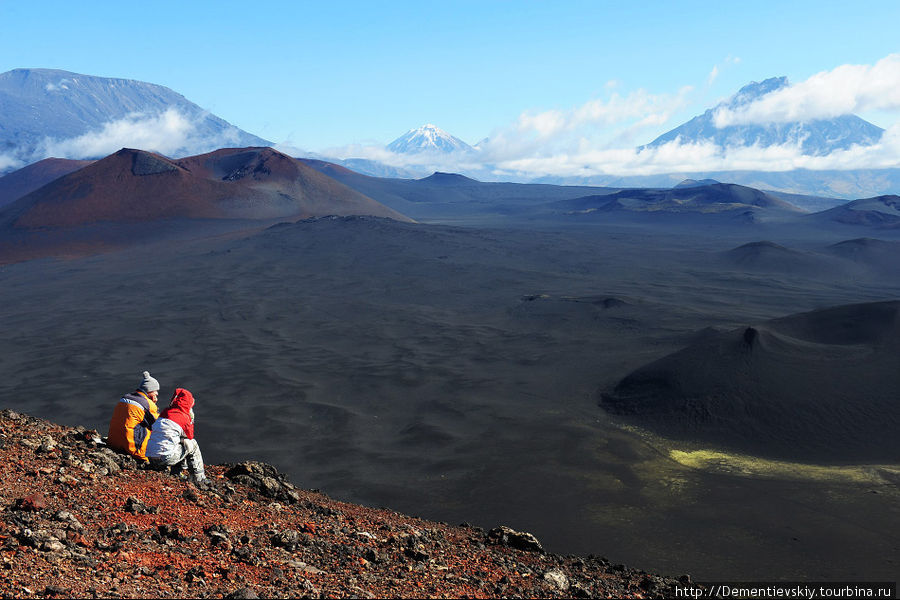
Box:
146, 388, 207, 486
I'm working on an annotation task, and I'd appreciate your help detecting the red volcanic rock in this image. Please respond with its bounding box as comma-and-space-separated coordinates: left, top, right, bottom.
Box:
0, 409, 692, 598
13, 493, 48, 512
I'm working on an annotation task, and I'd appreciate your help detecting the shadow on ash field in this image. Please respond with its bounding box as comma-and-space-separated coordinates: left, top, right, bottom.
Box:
1, 215, 899, 582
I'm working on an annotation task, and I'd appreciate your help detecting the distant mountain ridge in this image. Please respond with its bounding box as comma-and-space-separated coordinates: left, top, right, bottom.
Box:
643, 77, 884, 155
0, 68, 270, 171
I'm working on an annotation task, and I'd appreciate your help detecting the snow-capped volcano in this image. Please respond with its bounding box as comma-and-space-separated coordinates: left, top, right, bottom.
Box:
386, 124, 474, 154
642, 76, 884, 155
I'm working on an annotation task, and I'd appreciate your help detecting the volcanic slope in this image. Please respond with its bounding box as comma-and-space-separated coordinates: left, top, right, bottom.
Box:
824, 238, 900, 277
600, 300, 900, 463
545, 182, 804, 222
0, 147, 410, 261
810, 195, 900, 228
0, 157, 92, 208
299, 158, 621, 221
719, 241, 844, 277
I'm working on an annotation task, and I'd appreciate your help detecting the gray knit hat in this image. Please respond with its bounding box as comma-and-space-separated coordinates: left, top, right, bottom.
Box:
139, 371, 160, 393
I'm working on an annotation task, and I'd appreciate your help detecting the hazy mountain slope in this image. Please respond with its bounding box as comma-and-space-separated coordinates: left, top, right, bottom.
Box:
718, 241, 851, 278
541, 182, 804, 224
0, 68, 270, 170
300, 158, 621, 219
533, 168, 900, 203
809, 195, 900, 228
0, 157, 92, 208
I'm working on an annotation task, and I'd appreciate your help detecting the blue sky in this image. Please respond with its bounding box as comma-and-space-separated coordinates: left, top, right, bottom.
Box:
2, 0, 899, 175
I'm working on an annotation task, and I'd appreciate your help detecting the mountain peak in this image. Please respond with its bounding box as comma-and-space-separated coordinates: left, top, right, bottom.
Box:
642, 76, 883, 155
419, 171, 480, 185
731, 76, 789, 106
387, 124, 474, 155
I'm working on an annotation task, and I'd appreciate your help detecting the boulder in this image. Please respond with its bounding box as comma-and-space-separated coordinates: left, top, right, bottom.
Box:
223, 461, 300, 504
487, 526, 545, 553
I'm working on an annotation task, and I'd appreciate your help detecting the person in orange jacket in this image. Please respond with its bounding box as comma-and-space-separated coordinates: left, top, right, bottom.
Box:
107, 371, 160, 461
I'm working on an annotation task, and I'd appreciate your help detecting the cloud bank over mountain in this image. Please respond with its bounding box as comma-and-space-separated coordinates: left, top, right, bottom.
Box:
0, 69, 269, 172
0, 108, 254, 172
34, 109, 252, 163
713, 54, 900, 126
311, 54, 900, 182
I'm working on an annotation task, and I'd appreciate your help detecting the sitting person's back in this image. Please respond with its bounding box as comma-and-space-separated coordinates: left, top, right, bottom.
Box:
146, 388, 207, 485
107, 371, 160, 461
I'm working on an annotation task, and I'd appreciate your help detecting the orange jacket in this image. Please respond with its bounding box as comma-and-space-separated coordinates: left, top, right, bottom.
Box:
107, 391, 159, 460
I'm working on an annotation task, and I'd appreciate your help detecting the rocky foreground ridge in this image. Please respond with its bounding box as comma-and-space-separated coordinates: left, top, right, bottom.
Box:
0, 410, 691, 598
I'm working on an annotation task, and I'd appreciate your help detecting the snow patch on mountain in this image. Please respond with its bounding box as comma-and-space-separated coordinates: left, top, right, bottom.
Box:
387, 124, 474, 154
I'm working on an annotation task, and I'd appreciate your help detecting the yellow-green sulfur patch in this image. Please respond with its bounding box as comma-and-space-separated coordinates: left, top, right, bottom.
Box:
668, 448, 900, 485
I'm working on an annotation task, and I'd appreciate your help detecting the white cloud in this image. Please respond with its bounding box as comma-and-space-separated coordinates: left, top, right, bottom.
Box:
0, 152, 24, 172
482, 122, 900, 179
30, 108, 246, 162
707, 55, 742, 88
714, 53, 900, 127
36, 109, 194, 159
468, 86, 694, 164
309, 124, 900, 183
44, 78, 73, 92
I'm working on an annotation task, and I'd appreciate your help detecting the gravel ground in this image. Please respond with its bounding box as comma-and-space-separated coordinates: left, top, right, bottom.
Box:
0, 409, 693, 598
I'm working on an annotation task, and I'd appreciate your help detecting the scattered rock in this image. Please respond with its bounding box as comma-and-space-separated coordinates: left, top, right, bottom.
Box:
53, 510, 84, 531
184, 565, 207, 583
13, 493, 48, 512
43, 586, 68, 597
88, 450, 120, 475
225, 586, 259, 599
224, 461, 301, 503
157, 524, 186, 541
205, 525, 231, 549
270, 529, 301, 551
123, 496, 150, 514
543, 568, 570, 591
232, 545, 259, 565
487, 526, 545, 553
182, 488, 202, 504
37, 435, 57, 453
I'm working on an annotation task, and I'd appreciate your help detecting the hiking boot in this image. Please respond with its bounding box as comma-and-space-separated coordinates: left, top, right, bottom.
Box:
193, 478, 212, 491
